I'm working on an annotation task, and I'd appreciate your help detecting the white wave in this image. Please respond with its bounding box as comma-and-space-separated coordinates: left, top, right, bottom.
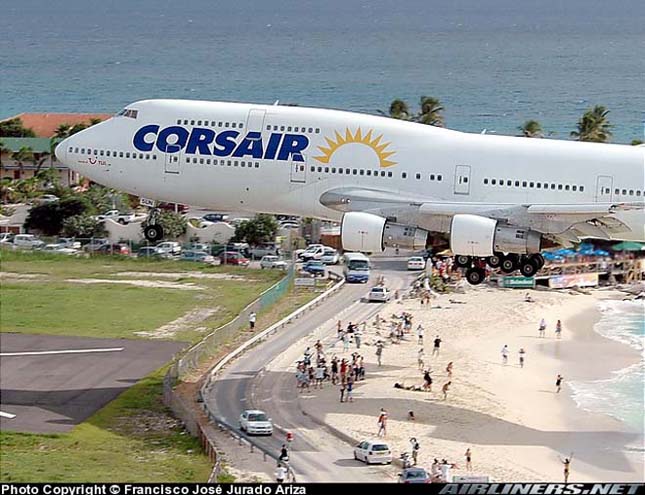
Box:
595, 299, 644, 352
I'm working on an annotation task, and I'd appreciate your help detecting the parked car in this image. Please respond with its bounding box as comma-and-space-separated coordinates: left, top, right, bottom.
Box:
302, 260, 326, 276
299, 244, 326, 261
155, 241, 182, 256
278, 221, 300, 230
83, 238, 110, 252
13, 234, 45, 250
202, 213, 229, 223
398, 468, 431, 484
0, 233, 15, 244
248, 243, 279, 259
260, 255, 288, 270
407, 256, 426, 270
353, 440, 392, 465
58, 237, 81, 249
239, 409, 273, 436
43, 243, 78, 255
368, 286, 390, 302
34, 194, 59, 204
95, 209, 136, 224
95, 243, 131, 256
213, 243, 249, 257
137, 246, 162, 258
189, 242, 211, 253
219, 251, 250, 266
181, 250, 215, 264
320, 247, 339, 265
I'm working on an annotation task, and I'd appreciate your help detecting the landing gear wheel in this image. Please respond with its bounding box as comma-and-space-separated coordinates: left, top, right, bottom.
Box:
532, 253, 545, 270
144, 224, 163, 242
500, 254, 519, 274
465, 267, 486, 285
455, 255, 471, 268
520, 257, 539, 277
487, 253, 502, 269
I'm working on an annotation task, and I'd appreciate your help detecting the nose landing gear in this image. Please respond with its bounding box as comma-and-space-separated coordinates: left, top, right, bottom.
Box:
143, 208, 164, 242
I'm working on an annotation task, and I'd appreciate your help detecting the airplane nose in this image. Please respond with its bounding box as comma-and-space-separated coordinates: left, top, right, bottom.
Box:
55, 137, 68, 164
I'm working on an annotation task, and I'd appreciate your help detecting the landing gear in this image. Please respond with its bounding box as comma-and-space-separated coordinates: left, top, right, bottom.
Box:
519, 257, 539, 277
533, 253, 545, 270
465, 267, 486, 285
486, 252, 502, 269
500, 254, 519, 274
455, 255, 471, 268
143, 208, 164, 242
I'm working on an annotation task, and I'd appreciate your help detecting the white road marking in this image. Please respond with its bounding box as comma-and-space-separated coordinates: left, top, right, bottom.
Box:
0, 411, 16, 419
0, 347, 124, 357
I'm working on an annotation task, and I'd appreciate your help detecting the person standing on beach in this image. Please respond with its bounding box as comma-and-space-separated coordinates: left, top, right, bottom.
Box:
375, 341, 384, 366
465, 448, 472, 471
433, 336, 442, 356
410, 437, 420, 465
331, 357, 338, 385
418, 348, 425, 370
337, 320, 342, 337
446, 361, 453, 377
519, 348, 526, 368
354, 326, 362, 349
442, 381, 451, 400
559, 455, 573, 482
346, 375, 354, 402
556, 374, 564, 393
539, 318, 546, 338
339, 383, 346, 403
249, 311, 257, 330
423, 370, 433, 391
501, 345, 509, 364
377, 408, 388, 437
342, 331, 350, 351
417, 324, 424, 345
556, 320, 562, 339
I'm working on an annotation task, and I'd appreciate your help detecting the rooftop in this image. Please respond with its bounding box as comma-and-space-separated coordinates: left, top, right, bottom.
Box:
1, 113, 112, 138
0, 137, 52, 153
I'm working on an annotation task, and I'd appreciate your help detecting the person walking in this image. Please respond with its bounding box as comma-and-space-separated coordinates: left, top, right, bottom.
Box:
249, 311, 257, 330
555, 320, 562, 339
501, 344, 509, 365
331, 357, 338, 385
418, 348, 425, 370
539, 318, 546, 338
433, 335, 442, 356
446, 361, 453, 377
377, 408, 388, 437
342, 331, 349, 352
346, 375, 354, 402
339, 383, 346, 403
354, 326, 362, 349
423, 370, 433, 391
556, 374, 564, 393
375, 341, 384, 366
417, 324, 424, 345
518, 348, 526, 368
442, 381, 451, 400
465, 448, 472, 471
275, 464, 287, 484
410, 437, 420, 465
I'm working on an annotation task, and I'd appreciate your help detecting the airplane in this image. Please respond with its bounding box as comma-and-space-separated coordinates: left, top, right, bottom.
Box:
55, 99, 645, 285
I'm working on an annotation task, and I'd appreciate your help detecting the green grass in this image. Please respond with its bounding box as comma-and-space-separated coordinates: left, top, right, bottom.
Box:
0, 367, 213, 482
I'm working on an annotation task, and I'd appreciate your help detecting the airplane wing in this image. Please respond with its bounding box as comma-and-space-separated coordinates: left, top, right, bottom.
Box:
319, 187, 644, 243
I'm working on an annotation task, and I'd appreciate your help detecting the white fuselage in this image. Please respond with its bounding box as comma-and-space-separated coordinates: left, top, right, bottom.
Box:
56, 99, 645, 241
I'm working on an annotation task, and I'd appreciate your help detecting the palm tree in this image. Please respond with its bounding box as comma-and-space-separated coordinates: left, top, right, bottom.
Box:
89, 118, 103, 126
54, 123, 72, 140
12, 146, 34, 178
416, 96, 445, 127
570, 105, 612, 143
378, 99, 412, 120
631, 139, 644, 146
518, 120, 544, 138
0, 140, 9, 168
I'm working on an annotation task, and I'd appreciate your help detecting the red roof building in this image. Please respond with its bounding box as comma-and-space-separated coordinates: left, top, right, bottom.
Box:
1, 113, 112, 138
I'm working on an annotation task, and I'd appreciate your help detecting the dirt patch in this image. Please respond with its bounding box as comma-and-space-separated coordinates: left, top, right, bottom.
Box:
116, 271, 250, 281
0, 272, 46, 280
66, 278, 205, 290
136, 307, 219, 339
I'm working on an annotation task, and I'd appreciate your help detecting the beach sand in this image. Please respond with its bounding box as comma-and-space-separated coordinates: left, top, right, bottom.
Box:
294, 285, 644, 482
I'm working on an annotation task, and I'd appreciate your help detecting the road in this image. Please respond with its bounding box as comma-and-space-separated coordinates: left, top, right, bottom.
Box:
204, 256, 417, 482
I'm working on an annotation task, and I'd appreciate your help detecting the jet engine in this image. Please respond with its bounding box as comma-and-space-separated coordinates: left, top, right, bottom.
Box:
340, 212, 428, 252
450, 214, 542, 257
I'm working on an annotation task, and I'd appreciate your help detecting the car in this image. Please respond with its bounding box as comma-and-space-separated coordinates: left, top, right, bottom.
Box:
95, 209, 136, 224
299, 244, 326, 261
137, 246, 162, 258
0, 233, 15, 244
13, 234, 45, 250
248, 243, 279, 259
43, 243, 79, 255
83, 238, 110, 252
302, 260, 326, 276
407, 256, 427, 270
320, 247, 339, 265
260, 255, 287, 270
353, 440, 392, 465
278, 221, 300, 230
202, 213, 229, 223
181, 250, 215, 264
155, 241, 182, 256
95, 243, 131, 256
220, 251, 250, 266
189, 242, 211, 253
368, 286, 390, 302
35, 194, 59, 204
58, 237, 81, 249
398, 467, 431, 484
239, 409, 273, 436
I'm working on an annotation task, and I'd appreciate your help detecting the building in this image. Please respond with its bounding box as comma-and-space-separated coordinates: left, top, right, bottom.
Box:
0, 112, 111, 186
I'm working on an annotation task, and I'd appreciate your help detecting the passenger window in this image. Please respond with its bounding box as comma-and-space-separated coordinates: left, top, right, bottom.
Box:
565, 185, 570, 191
551, 184, 556, 190
514, 180, 519, 187
186, 158, 191, 163
338, 168, 343, 174
332, 168, 336, 173
522, 181, 527, 187
239, 123, 244, 129
557, 184, 563, 190
241, 161, 245, 167
232, 123, 237, 128
580, 186, 584, 192
139, 153, 144, 159
325, 167, 330, 173
234, 161, 238, 166
287, 127, 292, 131
366, 170, 371, 176
464, 177, 468, 183
352, 169, 357, 175
315, 128, 320, 133
280, 126, 285, 131
637, 191, 642, 196
211, 121, 216, 126
432, 175, 436, 181
266, 125, 271, 131
197, 120, 202, 126
308, 128, 313, 133
346, 168, 350, 174
100, 150, 104, 156
81, 148, 85, 154
153, 154, 157, 160
93, 149, 98, 155
126, 152, 130, 158
572, 185, 577, 191
536, 183, 541, 188
146, 154, 150, 160
529, 182, 534, 188
402, 172, 407, 179
119, 152, 123, 157
218, 122, 223, 127
274, 126, 278, 131
380, 171, 385, 177
255, 162, 259, 168
318, 167, 322, 172
615, 189, 620, 195
491, 179, 497, 185
437, 175, 442, 181
310, 166, 315, 172
622, 189, 627, 195
227, 160, 231, 166
416, 173, 421, 180
177, 120, 181, 125
190, 120, 195, 125
629, 190, 634, 196
387, 172, 392, 177
183, 120, 188, 125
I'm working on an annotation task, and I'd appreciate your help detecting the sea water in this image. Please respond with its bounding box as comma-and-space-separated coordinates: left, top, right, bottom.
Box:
2, 0, 645, 142
570, 300, 645, 432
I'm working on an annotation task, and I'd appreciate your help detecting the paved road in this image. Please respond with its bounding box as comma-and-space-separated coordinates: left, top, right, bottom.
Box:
205, 256, 416, 481
0, 334, 185, 432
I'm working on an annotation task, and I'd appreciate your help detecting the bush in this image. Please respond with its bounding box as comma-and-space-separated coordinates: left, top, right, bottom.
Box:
142, 211, 187, 239
25, 197, 89, 235
62, 214, 106, 238
232, 214, 278, 245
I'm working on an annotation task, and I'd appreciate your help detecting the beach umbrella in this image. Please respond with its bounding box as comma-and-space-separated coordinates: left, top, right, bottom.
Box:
611, 241, 645, 252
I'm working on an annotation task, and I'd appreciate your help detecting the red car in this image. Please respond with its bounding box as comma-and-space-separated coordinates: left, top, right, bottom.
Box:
96, 243, 131, 256
219, 251, 250, 266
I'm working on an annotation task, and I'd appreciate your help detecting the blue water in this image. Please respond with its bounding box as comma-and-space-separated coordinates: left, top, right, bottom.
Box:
2, 0, 645, 142
570, 300, 645, 432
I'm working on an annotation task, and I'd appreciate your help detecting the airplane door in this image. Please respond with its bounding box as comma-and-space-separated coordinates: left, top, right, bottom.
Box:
290, 153, 306, 183
454, 165, 471, 195
246, 109, 266, 133
164, 144, 181, 174
595, 175, 613, 202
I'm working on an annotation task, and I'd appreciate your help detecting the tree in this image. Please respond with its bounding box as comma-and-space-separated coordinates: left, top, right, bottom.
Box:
232, 214, 278, 245
62, 214, 106, 238
25, 197, 90, 235
378, 99, 412, 120
631, 139, 644, 146
142, 211, 187, 239
0, 118, 36, 137
12, 146, 35, 177
518, 120, 544, 138
571, 105, 612, 143
0, 140, 9, 167
416, 96, 445, 127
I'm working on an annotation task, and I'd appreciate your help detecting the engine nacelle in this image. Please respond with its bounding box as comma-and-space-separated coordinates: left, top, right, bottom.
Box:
340, 212, 428, 252
450, 214, 542, 257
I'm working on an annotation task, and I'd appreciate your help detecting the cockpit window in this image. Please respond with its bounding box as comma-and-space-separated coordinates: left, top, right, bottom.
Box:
116, 108, 139, 119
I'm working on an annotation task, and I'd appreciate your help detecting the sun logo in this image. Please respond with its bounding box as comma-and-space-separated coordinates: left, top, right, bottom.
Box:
313, 128, 397, 168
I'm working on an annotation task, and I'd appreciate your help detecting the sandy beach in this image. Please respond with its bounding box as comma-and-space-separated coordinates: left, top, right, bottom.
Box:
286, 285, 644, 482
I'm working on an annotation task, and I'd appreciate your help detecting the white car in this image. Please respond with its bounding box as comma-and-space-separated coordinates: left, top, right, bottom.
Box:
155, 241, 182, 256
0, 233, 14, 244
407, 256, 427, 270
58, 237, 82, 249
239, 410, 273, 436
299, 244, 326, 261
43, 243, 78, 255
95, 209, 136, 224
260, 255, 288, 270
353, 440, 392, 465
36, 194, 59, 204
320, 248, 339, 265
13, 234, 45, 250
368, 286, 390, 302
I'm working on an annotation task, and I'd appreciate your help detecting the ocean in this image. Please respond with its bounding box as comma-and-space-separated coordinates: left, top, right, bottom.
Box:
2, 0, 645, 142
570, 299, 645, 432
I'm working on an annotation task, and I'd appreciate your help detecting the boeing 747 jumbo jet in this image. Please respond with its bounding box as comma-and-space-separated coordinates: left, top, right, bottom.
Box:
55, 99, 645, 284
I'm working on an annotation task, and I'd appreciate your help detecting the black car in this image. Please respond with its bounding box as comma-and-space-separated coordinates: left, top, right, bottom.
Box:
203, 213, 228, 223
